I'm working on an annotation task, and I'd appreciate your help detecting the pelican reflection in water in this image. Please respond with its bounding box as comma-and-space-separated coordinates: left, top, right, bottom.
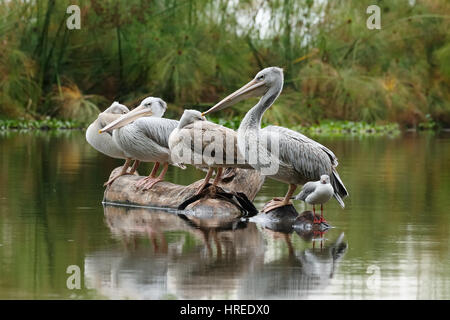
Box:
99, 97, 185, 190
203, 67, 348, 214
84, 205, 347, 299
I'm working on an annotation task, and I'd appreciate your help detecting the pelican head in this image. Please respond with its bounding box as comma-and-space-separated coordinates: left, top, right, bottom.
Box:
138, 97, 167, 118
202, 67, 284, 115
178, 109, 206, 129
103, 101, 129, 115
99, 97, 167, 133
320, 175, 330, 184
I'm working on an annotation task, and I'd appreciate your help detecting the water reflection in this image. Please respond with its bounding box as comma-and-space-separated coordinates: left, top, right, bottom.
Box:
1, 131, 450, 299
239, 232, 347, 299
84, 205, 347, 299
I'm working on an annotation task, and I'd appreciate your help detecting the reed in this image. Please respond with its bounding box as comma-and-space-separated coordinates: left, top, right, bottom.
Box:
0, 0, 448, 128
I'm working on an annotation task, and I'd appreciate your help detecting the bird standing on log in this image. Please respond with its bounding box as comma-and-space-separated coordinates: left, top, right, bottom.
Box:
99, 97, 183, 190
294, 174, 334, 223
86, 102, 140, 186
202, 67, 348, 213
169, 109, 252, 195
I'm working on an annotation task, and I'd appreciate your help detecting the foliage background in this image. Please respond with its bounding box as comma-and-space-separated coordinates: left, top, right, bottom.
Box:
0, 0, 449, 128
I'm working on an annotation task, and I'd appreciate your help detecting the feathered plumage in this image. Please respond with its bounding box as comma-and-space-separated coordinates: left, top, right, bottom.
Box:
113, 117, 179, 164
203, 67, 348, 211
169, 114, 250, 168
262, 125, 348, 207
86, 102, 129, 159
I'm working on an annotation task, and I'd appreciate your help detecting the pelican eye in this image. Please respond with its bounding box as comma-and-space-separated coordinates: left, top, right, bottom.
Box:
257, 74, 265, 81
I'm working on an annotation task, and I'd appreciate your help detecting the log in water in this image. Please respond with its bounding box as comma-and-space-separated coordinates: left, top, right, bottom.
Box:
103, 167, 266, 218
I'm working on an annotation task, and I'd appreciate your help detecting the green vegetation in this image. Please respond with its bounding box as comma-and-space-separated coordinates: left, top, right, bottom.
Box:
0, 116, 400, 137
292, 120, 401, 137
0, 118, 83, 130
0, 0, 449, 130
209, 115, 400, 136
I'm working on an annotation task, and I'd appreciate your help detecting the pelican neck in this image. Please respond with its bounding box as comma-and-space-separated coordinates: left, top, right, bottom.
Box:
238, 81, 283, 133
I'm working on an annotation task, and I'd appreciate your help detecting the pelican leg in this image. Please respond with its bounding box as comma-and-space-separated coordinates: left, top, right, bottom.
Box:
149, 162, 160, 178
262, 184, 297, 213
129, 160, 141, 175
104, 158, 132, 187
213, 231, 222, 259
195, 168, 214, 195
284, 233, 294, 258
140, 162, 169, 190
135, 162, 160, 188
212, 167, 223, 186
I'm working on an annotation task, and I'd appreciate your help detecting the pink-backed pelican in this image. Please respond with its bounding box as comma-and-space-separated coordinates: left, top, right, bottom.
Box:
99, 97, 183, 190
202, 67, 348, 213
169, 109, 252, 195
86, 102, 140, 186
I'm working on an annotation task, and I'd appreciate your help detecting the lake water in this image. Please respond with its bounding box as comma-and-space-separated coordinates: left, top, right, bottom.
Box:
0, 130, 449, 299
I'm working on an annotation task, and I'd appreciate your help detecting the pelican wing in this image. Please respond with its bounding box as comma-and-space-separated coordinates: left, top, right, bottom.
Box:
178, 121, 244, 165
263, 125, 338, 167
262, 125, 348, 205
262, 126, 334, 179
134, 117, 179, 148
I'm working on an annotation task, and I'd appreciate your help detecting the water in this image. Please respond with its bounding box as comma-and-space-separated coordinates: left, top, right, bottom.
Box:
0, 130, 449, 299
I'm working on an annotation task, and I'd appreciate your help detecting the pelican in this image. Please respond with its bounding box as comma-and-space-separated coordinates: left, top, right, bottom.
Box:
202, 67, 348, 213
99, 97, 183, 190
169, 109, 252, 194
294, 175, 334, 223
86, 102, 140, 185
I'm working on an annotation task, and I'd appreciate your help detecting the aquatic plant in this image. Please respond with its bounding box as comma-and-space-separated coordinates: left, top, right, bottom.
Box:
0, 118, 83, 131
207, 116, 401, 137
292, 120, 401, 137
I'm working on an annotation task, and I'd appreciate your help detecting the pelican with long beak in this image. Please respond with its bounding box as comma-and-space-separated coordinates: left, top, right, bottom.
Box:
86, 102, 140, 186
99, 97, 182, 190
202, 67, 348, 215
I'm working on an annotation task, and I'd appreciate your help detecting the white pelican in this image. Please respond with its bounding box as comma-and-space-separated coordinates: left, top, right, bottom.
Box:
99, 97, 182, 190
169, 109, 252, 194
202, 67, 348, 212
294, 175, 334, 223
86, 102, 140, 185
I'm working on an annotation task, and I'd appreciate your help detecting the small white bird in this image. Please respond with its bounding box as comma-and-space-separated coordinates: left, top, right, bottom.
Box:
294, 175, 334, 224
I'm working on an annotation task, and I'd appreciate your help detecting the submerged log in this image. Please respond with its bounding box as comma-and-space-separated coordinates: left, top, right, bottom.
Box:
103, 166, 265, 218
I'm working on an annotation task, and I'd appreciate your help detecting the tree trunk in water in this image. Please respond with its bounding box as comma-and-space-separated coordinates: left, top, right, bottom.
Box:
103, 167, 265, 218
